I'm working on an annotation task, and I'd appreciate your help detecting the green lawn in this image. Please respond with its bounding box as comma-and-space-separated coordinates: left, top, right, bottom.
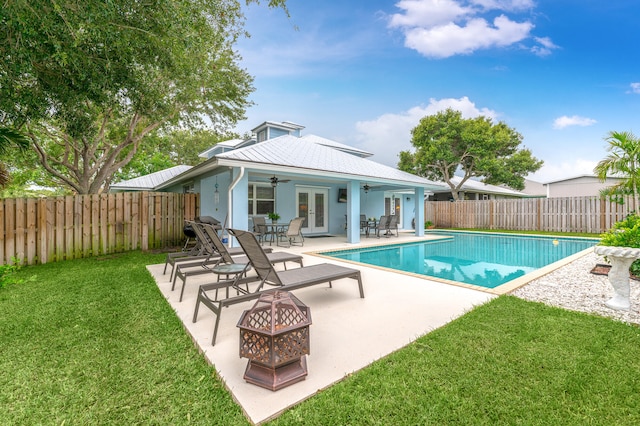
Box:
1, 251, 639, 425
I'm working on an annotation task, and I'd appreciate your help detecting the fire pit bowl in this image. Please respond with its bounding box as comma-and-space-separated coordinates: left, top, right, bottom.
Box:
237, 290, 312, 391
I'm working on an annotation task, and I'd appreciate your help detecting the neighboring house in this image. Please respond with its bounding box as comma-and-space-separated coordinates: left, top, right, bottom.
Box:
543, 175, 624, 198
520, 179, 546, 197
111, 121, 447, 243
429, 176, 529, 201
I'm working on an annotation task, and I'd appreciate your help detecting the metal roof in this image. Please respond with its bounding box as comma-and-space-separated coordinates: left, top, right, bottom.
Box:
444, 176, 527, 196
215, 134, 445, 190
300, 134, 373, 157
109, 165, 192, 191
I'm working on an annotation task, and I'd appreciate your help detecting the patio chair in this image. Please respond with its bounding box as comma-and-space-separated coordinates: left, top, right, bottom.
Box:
174, 222, 303, 302
369, 215, 388, 238
193, 228, 364, 345
385, 215, 399, 237
359, 214, 368, 234
252, 216, 269, 245
276, 217, 305, 247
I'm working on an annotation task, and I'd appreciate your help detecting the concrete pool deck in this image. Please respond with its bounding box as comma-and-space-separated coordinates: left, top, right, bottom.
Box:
147, 233, 498, 424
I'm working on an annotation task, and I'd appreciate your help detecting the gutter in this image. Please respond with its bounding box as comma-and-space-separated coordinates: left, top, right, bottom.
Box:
226, 166, 245, 246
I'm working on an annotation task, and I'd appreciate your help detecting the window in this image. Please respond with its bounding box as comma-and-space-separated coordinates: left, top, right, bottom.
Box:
183, 182, 195, 194
248, 183, 275, 215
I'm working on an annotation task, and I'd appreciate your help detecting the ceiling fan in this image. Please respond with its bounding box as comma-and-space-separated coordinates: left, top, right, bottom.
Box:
270, 175, 291, 187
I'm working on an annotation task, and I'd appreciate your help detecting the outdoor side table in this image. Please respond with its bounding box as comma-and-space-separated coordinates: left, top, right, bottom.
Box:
211, 263, 250, 299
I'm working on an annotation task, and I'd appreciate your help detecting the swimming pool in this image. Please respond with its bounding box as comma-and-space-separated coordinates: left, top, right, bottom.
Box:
319, 231, 598, 290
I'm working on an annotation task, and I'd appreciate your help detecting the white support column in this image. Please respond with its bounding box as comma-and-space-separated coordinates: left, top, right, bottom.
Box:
346, 180, 361, 244
415, 187, 425, 237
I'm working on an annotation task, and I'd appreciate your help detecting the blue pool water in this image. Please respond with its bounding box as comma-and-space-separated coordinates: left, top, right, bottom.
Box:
322, 231, 598, 289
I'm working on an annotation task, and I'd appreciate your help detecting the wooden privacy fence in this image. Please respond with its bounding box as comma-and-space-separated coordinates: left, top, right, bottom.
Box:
426, 196, 636, 234
0, 192, 199, 266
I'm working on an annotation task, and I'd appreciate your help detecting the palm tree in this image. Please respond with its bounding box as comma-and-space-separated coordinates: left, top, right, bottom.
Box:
0, 127, 30, 188
594, 131, 640, 212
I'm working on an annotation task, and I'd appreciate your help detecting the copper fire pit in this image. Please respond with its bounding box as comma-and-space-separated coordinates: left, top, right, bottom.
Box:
237, 290, 312, 391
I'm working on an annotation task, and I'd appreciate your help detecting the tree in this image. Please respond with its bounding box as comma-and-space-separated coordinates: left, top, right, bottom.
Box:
0, 128, 30, 188
398, 109, 543, 200
594, 131, 640, 212
1, 0, 287, 193
112, 129, 234, 183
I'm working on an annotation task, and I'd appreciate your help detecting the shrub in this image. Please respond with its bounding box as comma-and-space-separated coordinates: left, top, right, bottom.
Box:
598, 214, 640, 248
598, 214, 640, 275
0, 258, 22, 289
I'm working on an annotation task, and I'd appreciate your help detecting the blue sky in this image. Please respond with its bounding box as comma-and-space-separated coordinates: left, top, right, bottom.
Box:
233, 0, 640, 183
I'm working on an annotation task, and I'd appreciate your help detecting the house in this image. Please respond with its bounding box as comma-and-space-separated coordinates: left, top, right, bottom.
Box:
429, 176, 529, 201
543, 174, 624, 198
110, 121, 447, 243
520, 179, 546, 197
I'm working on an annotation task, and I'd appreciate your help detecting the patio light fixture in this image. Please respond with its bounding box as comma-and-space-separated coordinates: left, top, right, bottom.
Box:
214, 177, 219, 204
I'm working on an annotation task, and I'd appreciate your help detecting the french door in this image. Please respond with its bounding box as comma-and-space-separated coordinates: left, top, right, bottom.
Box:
296, 187, 329, 234
384, 194, 402, 227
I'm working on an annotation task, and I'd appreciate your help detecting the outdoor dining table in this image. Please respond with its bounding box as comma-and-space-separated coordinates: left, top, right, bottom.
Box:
263, 222, 289, 246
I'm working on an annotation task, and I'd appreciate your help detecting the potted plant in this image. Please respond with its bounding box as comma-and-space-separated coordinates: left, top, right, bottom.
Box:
594, 213, 640, 310
267, 212, 280, 223
425, 220, 435, 229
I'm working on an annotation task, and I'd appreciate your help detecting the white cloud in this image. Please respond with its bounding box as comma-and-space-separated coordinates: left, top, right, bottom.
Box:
354, 97, 497, 166
389, 0, 473, 28
528, 158, 599, 183
630, 82, 640, 94
531, 36, 559, 56
403, 15, 532, 58
553, 115, 597, 129
471, 0, 535, 11
389, 0, 553, 58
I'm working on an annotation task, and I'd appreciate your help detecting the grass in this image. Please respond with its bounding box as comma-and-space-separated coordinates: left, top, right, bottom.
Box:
2, 250, 639, 425
271, 297, 640, 425
0, 252, 246, 425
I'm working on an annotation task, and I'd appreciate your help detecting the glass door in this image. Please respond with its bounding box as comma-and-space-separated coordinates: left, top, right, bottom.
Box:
384, 193, 402, 228
296, 187, 329, 234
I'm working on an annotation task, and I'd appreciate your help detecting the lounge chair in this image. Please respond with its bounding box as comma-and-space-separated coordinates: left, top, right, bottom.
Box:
193, 228, 364, 345
174, 222, 303, 302
163, 216, 226, 280
276, 217, 305, 247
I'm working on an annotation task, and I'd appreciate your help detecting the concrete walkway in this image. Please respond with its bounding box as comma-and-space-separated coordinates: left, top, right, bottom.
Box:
147, 233, 495, 424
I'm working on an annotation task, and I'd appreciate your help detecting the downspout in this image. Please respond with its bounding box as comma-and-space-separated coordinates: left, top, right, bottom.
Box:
227, 166, 245, 246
